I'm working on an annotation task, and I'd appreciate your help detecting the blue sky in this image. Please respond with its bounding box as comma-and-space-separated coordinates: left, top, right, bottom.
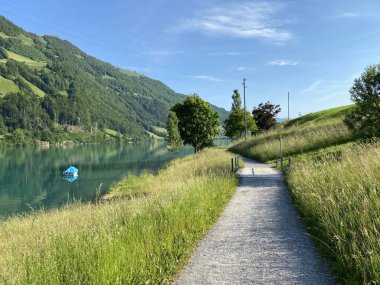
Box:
1, 0, 380, 117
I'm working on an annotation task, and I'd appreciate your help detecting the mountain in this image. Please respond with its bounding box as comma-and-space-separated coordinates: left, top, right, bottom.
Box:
0, 16, 228, 143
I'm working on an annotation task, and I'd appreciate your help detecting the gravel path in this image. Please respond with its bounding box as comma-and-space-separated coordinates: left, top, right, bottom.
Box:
174, 157, 336, 285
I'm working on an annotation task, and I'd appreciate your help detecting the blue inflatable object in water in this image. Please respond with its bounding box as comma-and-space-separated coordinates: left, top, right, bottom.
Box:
63, 176, 78, 183
63, 166, 78, 177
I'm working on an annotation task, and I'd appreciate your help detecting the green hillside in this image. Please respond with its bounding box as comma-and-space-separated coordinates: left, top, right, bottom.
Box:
0, 16, 228, 144
229, 104, 354, 162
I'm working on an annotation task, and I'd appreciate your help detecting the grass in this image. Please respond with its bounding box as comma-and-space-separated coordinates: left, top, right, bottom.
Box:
230, 118, 353, 162
6, 50, 46, 69
59, 90, 68, 96
228, 104, 380, 283
16, 34, 34, 46
287, 142, 380, 284
0, 32, 9, 39
146, 130, 165, 140
283, 105, 353, 128
0, 75, 19, 95
0, 148, 237, 284
103, 128, 119, 137
152, 126, 167, 134
20, 76, 45, 97
117, 68, 142, 77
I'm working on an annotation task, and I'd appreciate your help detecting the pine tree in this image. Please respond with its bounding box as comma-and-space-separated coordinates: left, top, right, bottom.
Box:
224, 90, 257, 139
231, 89, 241, 112
166, 111, 183, 151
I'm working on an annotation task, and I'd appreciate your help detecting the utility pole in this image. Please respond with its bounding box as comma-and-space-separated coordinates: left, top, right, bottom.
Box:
243, 78, 247, 141
288, 92, 290, 121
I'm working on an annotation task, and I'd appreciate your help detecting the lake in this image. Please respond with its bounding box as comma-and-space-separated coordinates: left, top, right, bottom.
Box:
0, 142, 194, 217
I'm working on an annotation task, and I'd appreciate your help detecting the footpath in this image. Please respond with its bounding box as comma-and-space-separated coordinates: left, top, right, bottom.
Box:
174, 157, 335, 285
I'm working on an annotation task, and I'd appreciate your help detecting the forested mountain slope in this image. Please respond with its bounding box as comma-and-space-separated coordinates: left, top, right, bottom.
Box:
0, 16, 227, 143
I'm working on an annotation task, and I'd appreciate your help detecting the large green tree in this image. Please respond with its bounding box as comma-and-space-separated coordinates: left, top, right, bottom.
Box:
224, 90, 257, 139
166, 111, 183, 151
171, 95, 220, 152
345, 64, 380, 138
252, 102, 281, 132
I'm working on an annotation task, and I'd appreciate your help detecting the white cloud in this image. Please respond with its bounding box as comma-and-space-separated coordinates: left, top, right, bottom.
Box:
338, 12, 360, 18
149, 50, 183, 56
269, 59, 298, 66
190, 75, 222, 82
301, 80, 323, 94
300, 79, 350, 101
237, 66, 255, 71
176, 2, 292, 42
210, 51, 241, 56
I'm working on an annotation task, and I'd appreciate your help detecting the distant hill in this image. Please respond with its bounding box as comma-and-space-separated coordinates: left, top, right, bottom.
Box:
0, 16, 228, 143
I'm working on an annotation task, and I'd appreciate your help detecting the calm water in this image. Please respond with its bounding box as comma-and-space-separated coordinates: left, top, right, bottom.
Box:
0, 142, 193, 217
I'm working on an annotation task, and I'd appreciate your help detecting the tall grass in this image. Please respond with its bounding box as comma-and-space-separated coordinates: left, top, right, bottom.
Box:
230, 119, 352, 162
287, 142, 380, 284
0, 148, 237, 284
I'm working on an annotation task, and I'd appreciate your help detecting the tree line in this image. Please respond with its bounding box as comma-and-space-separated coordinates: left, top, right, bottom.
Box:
166, 91, 281, 152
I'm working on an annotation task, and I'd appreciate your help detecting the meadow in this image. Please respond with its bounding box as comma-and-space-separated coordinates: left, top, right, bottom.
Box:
229, 104, 380, 284
0, 148, 237, 284
229, 105, 353, 162
288, 142, 380, 284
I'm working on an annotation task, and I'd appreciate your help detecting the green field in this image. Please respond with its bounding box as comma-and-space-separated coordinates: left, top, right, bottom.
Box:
0, 148, 236, 284
146, 130, 165, 140
0, 75, 19, 95
0, 31, 9, 38
229, 105, 380, 284
20, 76, 46, 97
117, 67, 143, 77
58, 90, 68, 96
229, 105, 354, 162
7, 50, 46, 69
16, 34, 34, 46
152, 125, 167, 133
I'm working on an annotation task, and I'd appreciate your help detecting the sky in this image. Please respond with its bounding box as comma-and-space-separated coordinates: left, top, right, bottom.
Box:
1, 0, 380, 117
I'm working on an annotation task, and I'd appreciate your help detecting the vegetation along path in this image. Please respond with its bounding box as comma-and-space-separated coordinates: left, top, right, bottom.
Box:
174, 157, 335, 284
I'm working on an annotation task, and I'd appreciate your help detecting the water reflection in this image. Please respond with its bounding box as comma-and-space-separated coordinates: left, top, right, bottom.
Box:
0, 142, 193, 217
63, 176, 78, 183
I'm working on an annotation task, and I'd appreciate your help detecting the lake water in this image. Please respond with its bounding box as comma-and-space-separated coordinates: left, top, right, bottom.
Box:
0, 142, 194, 217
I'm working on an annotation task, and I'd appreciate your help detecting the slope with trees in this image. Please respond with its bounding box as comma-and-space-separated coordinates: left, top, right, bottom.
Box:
0, 16, 228, 144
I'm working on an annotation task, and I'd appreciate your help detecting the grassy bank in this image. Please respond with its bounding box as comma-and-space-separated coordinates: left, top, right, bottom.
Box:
288, 142, 380, 284
229, 105, 380, 283
229, 105, 353, 162
0, 148, 237, 284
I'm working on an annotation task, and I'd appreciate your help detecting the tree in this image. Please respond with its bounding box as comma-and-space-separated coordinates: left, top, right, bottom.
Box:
224, 90, 257, 139
345, 64, 380, 138
166, 111, 183, 151
231, 89, 241, 112
0, 47, 8, 59
252, 102, 281, 132
171, 95, 220, 152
